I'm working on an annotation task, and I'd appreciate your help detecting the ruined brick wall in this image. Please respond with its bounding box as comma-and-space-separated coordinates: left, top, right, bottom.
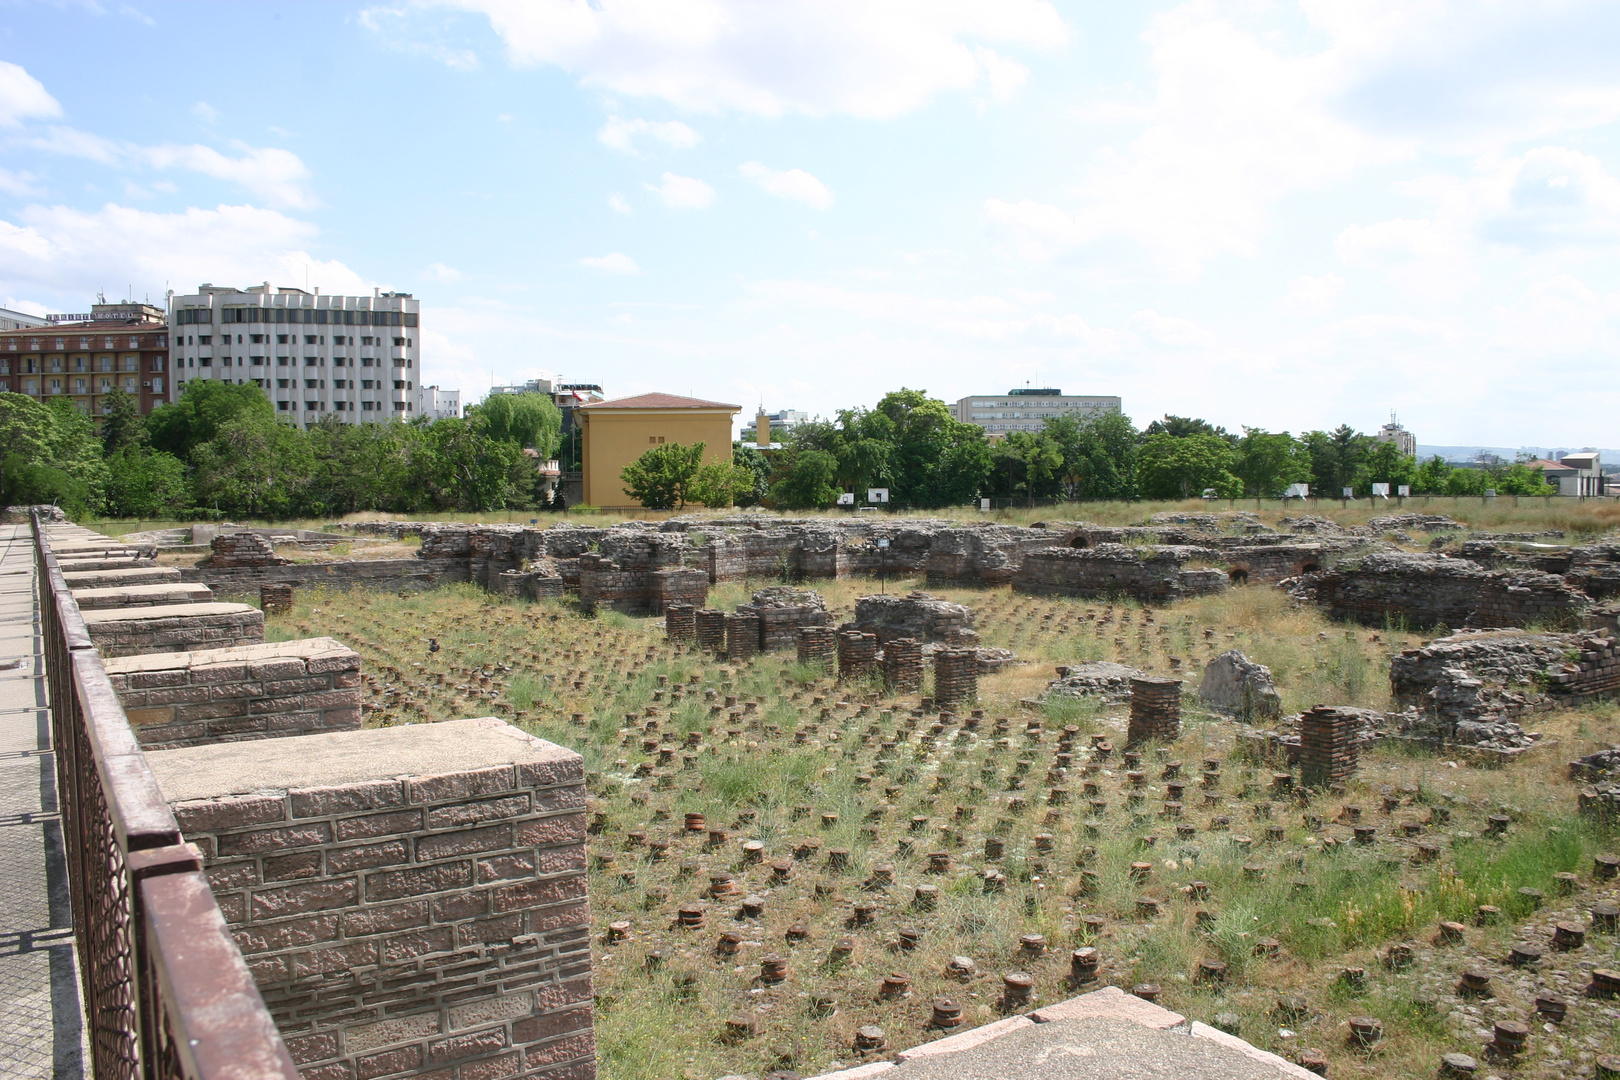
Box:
1215, 542, 1326, 583
847, 592, 977, 646
1467, 569, 1593, 630
181, 559, 445, 600
1290, 553, 1488, 629
736, 588, 830, 652
578, 544, 708, 615
81, 602, 265, 657
144, 719, 593, 1080
102, 638, 361, 749
923, 528, 1058, 587
208, 531, 292, 568
1390, 630, 1620, 723
1012, 544, 1228, 604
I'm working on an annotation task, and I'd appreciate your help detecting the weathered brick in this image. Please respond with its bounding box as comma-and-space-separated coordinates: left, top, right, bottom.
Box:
251, 879, 359, 920
476, 853, 534, 883
335, 809, 422, 841
535, 978, 592, 1011
491, 875, 585, 913
345, 1013, 442, 1054
233, 913, 340, 955
264, 850, 326, 881
173, 793, 286, 833
365, 862, 472, 901
427, 1028, 508, 1065
355, 1045, 421, 1080
534, 848, 586, 875
285, 1031, 340, 1065
521, 1033, 595, 1070
424, 795, 531, 830
249, 658, 309, 680
513, 1006, 592, 1045
382, 927, 457, 963
528, 1059, 596, 1080
214, 891, 247, 923
327, 840, 409, 874
407, 766, 516, 805
298, 1063, 354, 1080
529, 903, 588, 935
290, 941, 379, 978
219, 821, 333, 856
432, 891, 488, 922
191, 661, 254, 684
516, 759, 584, 789
341, 900, 430, 938
532, 787, 587, 813
124, 706, 175, 728
513, 814, 586, 847
461, 915, 523, 945
415, 824, 513, 862
460, 1052, 522, 1080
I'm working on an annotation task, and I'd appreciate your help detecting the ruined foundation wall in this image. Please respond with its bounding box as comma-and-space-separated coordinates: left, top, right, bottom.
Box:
1013, 544, 1228, 604
144, 719, 594, 1080
81, 601, 266, 657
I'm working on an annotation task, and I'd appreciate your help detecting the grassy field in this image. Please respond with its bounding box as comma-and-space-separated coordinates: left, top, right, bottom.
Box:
265, 568, 1620, 1080
88, 494, 1620, 541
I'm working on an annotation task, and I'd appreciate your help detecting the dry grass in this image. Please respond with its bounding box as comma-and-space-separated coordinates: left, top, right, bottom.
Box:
265, 574, 1620, 1080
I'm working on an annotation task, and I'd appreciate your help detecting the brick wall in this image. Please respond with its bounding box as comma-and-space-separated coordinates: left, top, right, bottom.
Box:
1012, 544, 1229, 604
80, 601, 265, 657
1468, 569, 1594, 630
1290, 553, 1488, 629
181, 559, 446, 600
102, 638, 362, 749
143, 718, 594, 1080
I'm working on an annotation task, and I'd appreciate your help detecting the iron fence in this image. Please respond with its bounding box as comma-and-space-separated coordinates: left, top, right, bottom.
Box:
33, 511, 299, 1080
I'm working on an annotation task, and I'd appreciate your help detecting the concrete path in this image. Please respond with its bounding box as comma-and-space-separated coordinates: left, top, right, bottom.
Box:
0, 523, 85, 1079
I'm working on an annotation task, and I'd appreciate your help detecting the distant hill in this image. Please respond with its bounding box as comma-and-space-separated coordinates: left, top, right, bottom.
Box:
1416, 445, 1619, 465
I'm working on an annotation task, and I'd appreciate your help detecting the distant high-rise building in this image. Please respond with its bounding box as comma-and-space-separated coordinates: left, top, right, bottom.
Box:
954, 389, 1121, 435
168, 283, 421, 427
1376, 414, 1417, 457
741, 409, 809, 443
0, 299, 169, 416
417, 385, 461, 421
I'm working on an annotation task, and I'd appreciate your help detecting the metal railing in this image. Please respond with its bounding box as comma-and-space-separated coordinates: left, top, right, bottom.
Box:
33, 511, 299, 1080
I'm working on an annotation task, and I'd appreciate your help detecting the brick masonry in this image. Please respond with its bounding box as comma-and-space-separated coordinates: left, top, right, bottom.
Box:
79, 601, 265, 657
143, 717, 595, 1080
1013, 545, 1229, 604
70, 581, 214, 610
102, 637, 362, 750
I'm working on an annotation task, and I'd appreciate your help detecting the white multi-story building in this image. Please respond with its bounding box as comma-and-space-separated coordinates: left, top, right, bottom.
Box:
954, 389, 1122, 434
168, 283, 420, 426
1376, 414, 1417, 457
418, 385, 461, 421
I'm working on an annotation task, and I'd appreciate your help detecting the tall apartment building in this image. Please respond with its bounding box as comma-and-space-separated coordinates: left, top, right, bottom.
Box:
0, 301, 170, 416
168, 284, 419, 426
1375, 414, 1417, 457
954, 388, 1122, 435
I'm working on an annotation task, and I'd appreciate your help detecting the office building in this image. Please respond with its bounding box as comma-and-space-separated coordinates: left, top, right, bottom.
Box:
0, 307, 47, 331
168, 284, 420, 427
0, 300, 170, 416
417, 385, 461, 421
954, 389, 1122, 434
1376, 414, 1417, 457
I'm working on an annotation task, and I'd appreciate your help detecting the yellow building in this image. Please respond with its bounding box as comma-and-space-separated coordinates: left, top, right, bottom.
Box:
576, 392, 741, 508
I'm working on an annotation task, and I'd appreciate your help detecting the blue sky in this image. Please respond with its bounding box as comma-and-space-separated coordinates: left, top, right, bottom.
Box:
2, 1, 1618, 447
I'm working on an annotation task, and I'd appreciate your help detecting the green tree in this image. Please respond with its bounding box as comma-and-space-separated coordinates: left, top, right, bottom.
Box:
1144, 415, 1235, 442
1411, 456, 1451, 495
620, 442, 705, 510
0, 393, 109, 514
467, 392, 562, 457
1355, 440, 1418, 497
99, 386, 148, 455
1136, 432, 1241, 499
731, 443, 773, 507
1004, 430, 1064, 504
1044, 412, 1139, 501
1303, 425, 1371, 497
1232, 428, 1311, 497
769, 448, 841, 509
103, 449, 189, 518
409, 418, 525, 512
1494, 463, 1556, 496
0, 455, 92, 516
689, 462, 754, 509
190, 413, 315, 517
305, 418, 422, 515
148, 380, 276, 460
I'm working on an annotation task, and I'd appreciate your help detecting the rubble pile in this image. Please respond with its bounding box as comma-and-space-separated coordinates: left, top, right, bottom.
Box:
1197, 650, 1282, 720
1040, 661, 1144, 705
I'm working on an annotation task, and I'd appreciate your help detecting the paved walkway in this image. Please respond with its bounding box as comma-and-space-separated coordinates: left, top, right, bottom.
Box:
0, 523, 85, 1079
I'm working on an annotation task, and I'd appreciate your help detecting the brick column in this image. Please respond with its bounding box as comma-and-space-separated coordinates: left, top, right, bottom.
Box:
724, 613, 761, 660
796, 626, 835, 669
1127, 677, 1182, 746
933, 648, 979, 706
1299, 705, 1359, 787
663, 603, 696, 644
143, 717, 593, 1080
883, 638, 925, 694
694, 609, 726, 653
261, 583, 295, 615
837, 630, 878, 681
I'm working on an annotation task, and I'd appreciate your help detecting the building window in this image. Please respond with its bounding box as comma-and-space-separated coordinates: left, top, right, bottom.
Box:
151, 377, 163, 394
278, 400, 290, 411
394, 401, 406, 410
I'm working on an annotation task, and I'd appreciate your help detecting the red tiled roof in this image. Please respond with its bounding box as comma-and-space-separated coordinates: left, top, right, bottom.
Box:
579, 392, 740, 410
1524, 458, 1575, 471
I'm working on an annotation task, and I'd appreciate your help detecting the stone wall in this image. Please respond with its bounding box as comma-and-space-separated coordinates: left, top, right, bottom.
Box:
181, 559, 445, 600
1012, 544, 1228, 604
1390, 629, 1620, 727
143, 718, 593, 1080
1288, 553, 1489, 628
846, 592, 978, 646
80, 601, 265, 657
209, 532, 293, 568
1467, 569, 1592, 630
61, 565, 183, 590
735, 587, 830, 652
71, 581, 213, 609
102, 637, 362, 749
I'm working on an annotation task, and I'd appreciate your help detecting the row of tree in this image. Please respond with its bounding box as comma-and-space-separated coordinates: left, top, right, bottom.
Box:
0, 382, 1560, 520
0, 383, 567, 518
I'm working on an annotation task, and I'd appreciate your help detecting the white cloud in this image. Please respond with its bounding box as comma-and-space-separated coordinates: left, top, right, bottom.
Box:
0, 202, 371, 301
140, 143, 318, 209
973, 47, 1028, 102
579, 252, 642, 274
0, 62, 61, 128
424, 262, 464, 282
26, 127, 319, 209
1283, 274, 1347, 315
643, 172, 715, 209
1491, 275, 1617, 353
191, 101, 220, 124
607, 193, 633, 214
0, 167, 42, 199
598, 115, 701, 152
402, 0, 1066, 118
738, 162, 833, 210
